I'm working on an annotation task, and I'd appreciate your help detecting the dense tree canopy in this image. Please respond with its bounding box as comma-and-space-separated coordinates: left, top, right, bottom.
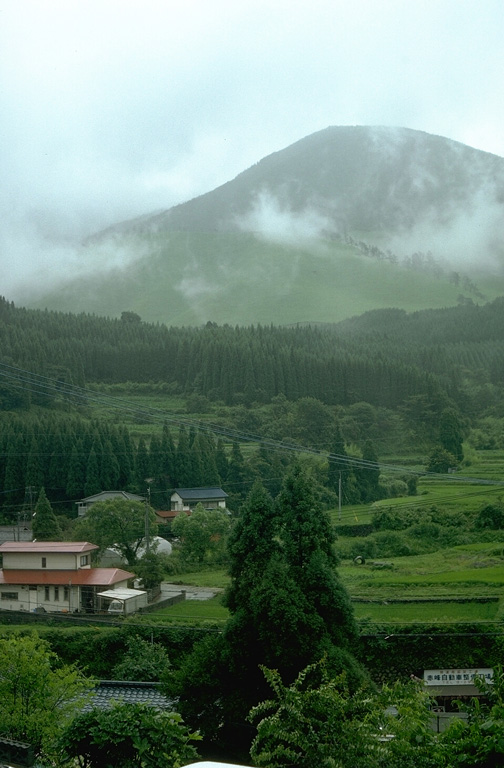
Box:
74, 499, 158, 566
4, 295, 504, 414
249, 662, 437, 768
0, 632, 93, 759
111, 635, 171, 682
171, 503, 231, 566
2, 294, 504, 522
57, 702, 201, 768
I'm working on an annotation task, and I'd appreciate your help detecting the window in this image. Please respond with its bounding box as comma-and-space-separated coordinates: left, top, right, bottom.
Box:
1, 592, 18, 600
64, 585, 69, 601
54, 586, 59, 601
44, 586, 50, 601
42, 557, 47, 568
80, 555, 89, 566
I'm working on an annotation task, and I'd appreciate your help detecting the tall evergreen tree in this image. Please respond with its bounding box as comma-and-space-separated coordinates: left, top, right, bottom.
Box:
3, 434, 26, 514
135, 438, 151, 493
327, 423, 359, 505
117, 427, 135, 489
100, 439, 120, 489
66, 442, 85, 499
32, 487, 62, 540
170, 470, 364, 760
174, 426, 192, 488
354, 439, 381, 503
158, 424, 176, 491
193, 432, 221, 486
439, 408, 464, 463
224, 481, 278, 613
25, 435, 44, 492
227, 441, 248, 506
84, 447, 101, 497
215, 438, 229, 483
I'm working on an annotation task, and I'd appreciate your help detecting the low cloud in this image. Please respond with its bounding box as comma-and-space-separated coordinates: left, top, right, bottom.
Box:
8, 225, 147, 303
388, 188, 504, 270
234, 190, 337, 249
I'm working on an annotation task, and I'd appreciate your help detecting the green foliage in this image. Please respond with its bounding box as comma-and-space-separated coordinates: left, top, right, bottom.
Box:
427, 446, 458, 473
0, 632, 93, 757
134, 550, 167, 589
475, 500, 504, 530
4, 295, 504, 423
57, 701, 200, 768
172, 503, 231, 565
225, 480, 278, 612
439, 408, 465, 463
355, 439, 382, 503
249, 660, 440, 768
171, 470, 364, 758
379, 477, 409, 498
42, 625, 199, 679
372, 530, 413, 557
293, 397, 336, 449
327, 421, 360, 504
74, 499, 157, 566
372, 505, 419, 531
438, 666, 504, 766
111, 635, 171, 682
32, 486, 62, 540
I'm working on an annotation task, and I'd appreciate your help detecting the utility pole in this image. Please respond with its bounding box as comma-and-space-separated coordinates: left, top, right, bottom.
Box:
145, 479, 153, 555
338, 472, 342, 521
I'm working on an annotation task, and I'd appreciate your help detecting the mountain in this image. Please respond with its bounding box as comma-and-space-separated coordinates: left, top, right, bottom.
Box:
138, 125, 504, 235
29, 126, 504, 326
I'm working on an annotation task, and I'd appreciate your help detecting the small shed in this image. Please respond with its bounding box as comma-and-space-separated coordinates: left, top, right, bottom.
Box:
97, 587, 147, 615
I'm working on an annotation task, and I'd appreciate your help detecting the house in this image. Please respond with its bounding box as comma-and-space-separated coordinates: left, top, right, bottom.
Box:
0, 523, 32, 544
76, 490, 145, 517
170, 487, 228, 513
154, 508, 190, 534
0, 541, 135, 613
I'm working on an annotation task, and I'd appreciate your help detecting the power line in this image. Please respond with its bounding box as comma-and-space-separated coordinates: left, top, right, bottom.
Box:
1, 361, 504, 491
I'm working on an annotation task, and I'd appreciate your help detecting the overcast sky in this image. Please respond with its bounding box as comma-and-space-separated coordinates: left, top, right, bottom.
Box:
2, 0, 504, 296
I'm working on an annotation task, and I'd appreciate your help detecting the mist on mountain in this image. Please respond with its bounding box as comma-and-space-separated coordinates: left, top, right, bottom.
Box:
17, 126, 504, 324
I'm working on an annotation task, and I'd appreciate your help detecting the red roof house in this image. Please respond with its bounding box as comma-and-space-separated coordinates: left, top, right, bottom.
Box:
0, 541, 135, 614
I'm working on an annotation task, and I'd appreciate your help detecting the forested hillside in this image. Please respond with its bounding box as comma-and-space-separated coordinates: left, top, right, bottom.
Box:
2, 295, 504, 408
1, 294, 504, 520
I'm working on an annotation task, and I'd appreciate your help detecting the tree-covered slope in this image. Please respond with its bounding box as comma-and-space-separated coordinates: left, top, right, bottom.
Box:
2, 295, 504, 413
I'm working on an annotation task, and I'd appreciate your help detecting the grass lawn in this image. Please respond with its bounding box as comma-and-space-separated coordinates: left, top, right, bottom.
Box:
166, 569, 229, 588
354, 599, 500, 625
144, 595, 229, 624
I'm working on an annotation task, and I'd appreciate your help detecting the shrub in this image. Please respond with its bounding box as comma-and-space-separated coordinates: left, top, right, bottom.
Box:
378, 478, 408, 498
372, 531, 413, 557
475, 501, 504, 530
372, 505, 417, 531
408, 522, 441, 540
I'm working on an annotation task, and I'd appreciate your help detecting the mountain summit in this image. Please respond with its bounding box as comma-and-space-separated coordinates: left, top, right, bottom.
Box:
132, 125, 504, 236
30, 126, 504, 326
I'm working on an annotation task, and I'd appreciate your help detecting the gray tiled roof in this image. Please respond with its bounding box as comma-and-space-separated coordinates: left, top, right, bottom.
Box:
80, 491, 145, 503
173, 487, 227, 500
85, 681, 174, 711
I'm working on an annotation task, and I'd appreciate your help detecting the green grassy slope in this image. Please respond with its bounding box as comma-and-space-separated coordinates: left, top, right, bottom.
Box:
29, 231, 504, 326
